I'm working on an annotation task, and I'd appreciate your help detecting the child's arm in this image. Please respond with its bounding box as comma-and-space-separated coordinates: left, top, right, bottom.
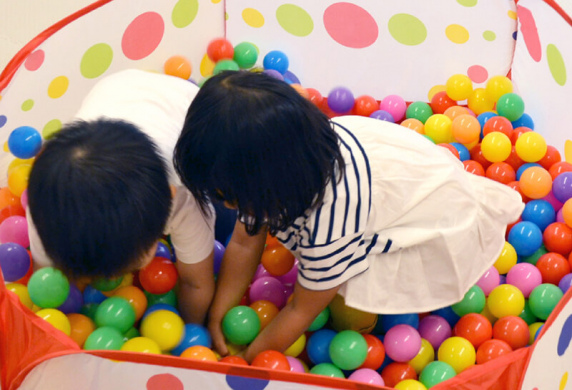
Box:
243, 282, 341, 363
176, 251, 215, 324
208, 220, 267, 356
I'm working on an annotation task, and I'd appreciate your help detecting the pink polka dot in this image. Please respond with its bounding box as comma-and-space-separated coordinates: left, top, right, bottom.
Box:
467, 65, 488, 83
517, 5, 541, 62
146, 374, 183, 390
24, 50, 45, 71
323, 3, 378, 49
122, 12, 164, 60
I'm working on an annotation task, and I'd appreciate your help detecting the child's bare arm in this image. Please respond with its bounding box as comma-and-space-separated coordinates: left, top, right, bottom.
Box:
176, 251, 215, 325
243, 282, 341, 363
208, 220, 267, 356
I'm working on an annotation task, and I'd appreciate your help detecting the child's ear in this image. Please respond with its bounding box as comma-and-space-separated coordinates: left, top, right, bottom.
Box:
170, 185, 177, 199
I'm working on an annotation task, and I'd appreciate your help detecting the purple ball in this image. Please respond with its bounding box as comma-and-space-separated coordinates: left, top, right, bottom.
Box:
253, 264, 272, 281
369, 110, 395, 122
559, 273, 572, 294
213, 240, 225, 274
58, 283, 84, 314
263, 69, 284, 81
0, 242, 31, 282
418, 315, 452, 350
249, 276, 287, 308
283, 70, 301, 85
327, 87, 354, 113
552, 172, 572, 203
277, 258, 298, 287
348, 368, 385, 386
384, 324, 422, 362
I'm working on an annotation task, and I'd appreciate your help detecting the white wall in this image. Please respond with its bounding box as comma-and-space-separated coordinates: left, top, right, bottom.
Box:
0, 0, 94, 72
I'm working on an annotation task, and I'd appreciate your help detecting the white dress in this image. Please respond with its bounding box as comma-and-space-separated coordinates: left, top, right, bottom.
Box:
275, 115, 525, 314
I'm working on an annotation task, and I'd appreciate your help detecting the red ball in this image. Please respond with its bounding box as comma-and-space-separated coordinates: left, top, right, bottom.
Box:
483, 116, 513, 138
207, 38, 234, 62
507, 181, 532, 204
219, 355, 249, 366
536, 252, 571, 285
438, 143, 460, 160
380, 362, 417, 388
251, 350, 291, 371
543, 222, 572, 257
492, 316, 529, 350
430, 91, 457, 114
538, 145, 561, 170
463, 160, 485, 176
511, 126, 532, 145
470, 144, 492, 171
549, 162, 572, 181
353, 95, 379, 117
306, 88, 323, 107
486, 162, 516, 185
504, 147, 525, 171
359, 334, 386, 371
453, 313, 493, 349
138, 257, 179, 295
476, 339, 513, 364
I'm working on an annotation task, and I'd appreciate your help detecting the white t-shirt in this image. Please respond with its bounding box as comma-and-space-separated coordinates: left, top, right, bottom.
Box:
28, 69, 214, 267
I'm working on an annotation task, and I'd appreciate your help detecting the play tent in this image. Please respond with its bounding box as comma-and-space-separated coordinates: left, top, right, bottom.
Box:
0, 0, 571, 389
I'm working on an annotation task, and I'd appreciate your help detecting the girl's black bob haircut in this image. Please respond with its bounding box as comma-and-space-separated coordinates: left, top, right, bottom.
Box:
174, 70, 345, 235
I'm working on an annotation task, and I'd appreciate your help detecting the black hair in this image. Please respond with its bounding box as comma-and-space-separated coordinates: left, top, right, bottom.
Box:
174, 71, 345, 235
27, 118, 172, 278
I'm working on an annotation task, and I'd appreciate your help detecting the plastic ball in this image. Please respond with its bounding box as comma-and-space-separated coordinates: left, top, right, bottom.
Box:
559, 273, 572, 294
171, 323, 212, 356
233, 41, 258, 69
95, 296, 136, 333
139, 256, 178, 295
468, 88, 495, 115
381, 362, 417, 388
207, 38, 234, 62
528, 283, 564, 320
450, 143, 470, 161
221, 305, 260, 345
486, 162, 515, 185
453, 313, 492, 349
6, 282, 33, 309
485, 75, 513, 103
452, 285, 486, 317
384, 324, 422, 363
493, 242, 518, 274
496, 93, 525, 121
417, 315, 452, 350
424, 114, 453, 144
406, 101, 433, 124
475, 339, 512, 364
549, 162, 572, 181
357, 334, 385, 370
563, 199, 572, 228
306, 88, 323, 107
249, 276, 286, 308
445, 74, 473, 101
492, 315, 529, 350
260, 246, 295, 277
380, 94, 407, 122
67, 313, 95, 347
507, 221, 544, 257
120, 336, 162, 354
57, 283, 83, 314
419, 361, 456, 388
309, 362, 345, 378
369, 110, 395, 122
284, 333, 306, 357
514, 132, 547, 164
394, 379, 427, 390
328, 330, 368, 370
36, 308, 71, 335
352, 95, 378, 117
213, 59, 240, 75
522, 199, 556, 231
430, 91, 457, 114
444, 106, 470, 121
155, 241, 173, 261
84, 326, 124, 350
348, 368, 385, 386
536, 252, 570, 285
451, 115, 480, 144
327, 86, 354, 113
481, 132, 512, 162
8, 126, 42, 159
487, 284, 525, 318
401, 118, 425, 134
262, 50, 289, 74
249, 299, 279, 331
164, 55, 192, 80
220, 355, 249, 366
552, 172, 572, 203
506, 263, 542, 298
476, 266, 501, 296
528, 322, 544, 345
180, 345, 218, 361
252, 350, 290, 371
543, 222, 572, 256
437, 336, 475, 373
27, 267, 70, 308
0, 242, 30, 282
408, 338, 435, 374
328, 294, 377, 333
463, 160, 485, 176
0, 215, 29, 247
308, 306, 330, 332
140, 309, 185, 351
91, 276, 123, 292
113, 285, 147, 321
307, 329, 336, 365
7, 163, 31, 198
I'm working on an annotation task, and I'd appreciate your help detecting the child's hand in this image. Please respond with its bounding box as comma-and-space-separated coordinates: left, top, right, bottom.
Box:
208, 315, 229, 357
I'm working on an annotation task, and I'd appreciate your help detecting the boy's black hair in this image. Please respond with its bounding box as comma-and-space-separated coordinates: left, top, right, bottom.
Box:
174, 71, 345, 235
27, 118, 172, 278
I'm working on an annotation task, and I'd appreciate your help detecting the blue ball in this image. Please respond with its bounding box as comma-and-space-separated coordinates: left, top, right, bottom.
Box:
476, 112, 497, 137
516, 162, 542, 181
521, 200, 556, 232
171, 323, 212, 356
8, 126, 42, 159
450, 143, 470, 161
155, 242, 172, 261
431, 306, 461, 328
262, 50, 289, 75
307, 329, 336, 365
511, 113, 534, 129
83, 285, 107, 304
380, 313, 420, 333
507, 221, 544, 257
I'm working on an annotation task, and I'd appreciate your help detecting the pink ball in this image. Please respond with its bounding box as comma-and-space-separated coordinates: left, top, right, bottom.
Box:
348, 368, 385, 386
0, 216, 29, 248
277, 258, 298, 286
384, 324, 422, 362
506, 263, 542, 298
557, 208, 565, 224
249, 276, 287, 308
476, 266, 500, 296
20, 189, 28, 209
379, 94, 406, 122
418, 315, 452, 350
543, 191, 563, 212
253, 264, 271, 281
286, 356, 305, 373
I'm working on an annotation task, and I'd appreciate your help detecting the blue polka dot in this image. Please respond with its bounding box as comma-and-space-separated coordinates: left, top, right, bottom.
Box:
0, 115, 6, 128
557, 315, 572, 356
226, 375, 269, 390
512, 31, 518, 40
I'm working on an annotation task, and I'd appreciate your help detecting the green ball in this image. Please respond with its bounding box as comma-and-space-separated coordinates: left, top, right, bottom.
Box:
309, 363, 345, 378
308, 307, 330, 332
84, 326, 125, 350
123, 327, 141, 341
145, 289, 177, 307
406, 101, 433, 124
419, 361, 456, 388
522, 245, 548, 266
91, 276, 123, 292
213, 59, 240, 75
95, 296, 136, 333
328, 330, 368, 370
233, 42, 258, 69
529, 283, 563, 320
222, 305, 260, 345
27, 267, 70, 308
80, 303, 100, 321
452, 285, 486, 317
519, 300, 538, 325
496, 93, 525, 122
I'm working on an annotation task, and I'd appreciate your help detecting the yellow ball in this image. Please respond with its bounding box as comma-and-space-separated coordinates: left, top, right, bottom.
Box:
515, 132, 548, 162
7, 158, 34, 176
7, 163, 32, 197
36, 308, 71, 336
467, 88, 495, 115
494, 242, 518, 274
480, 304, 498, 324
395, 379, 428, 390
481, 132, 512, 162
487, 284, 525, 318
445, 74, 473, 101
328, 294, 377, 333
408, 338, 435, 374
140, 310, 184, 351
424, 114, 453, 144
120, 336, 162, 354
284, 333, 306, 357
485, 75, 513, 103
528, 322, 544, 345
6, 282, 33, 309
437, 336, 476, 373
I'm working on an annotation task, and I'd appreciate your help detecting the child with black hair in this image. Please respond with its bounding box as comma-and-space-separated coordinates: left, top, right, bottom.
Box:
173, 70, 525, 362
27, 69, 216, 324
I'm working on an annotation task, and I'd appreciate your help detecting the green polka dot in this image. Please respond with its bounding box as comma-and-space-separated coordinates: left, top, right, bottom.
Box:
21, 99, 34, 111
172, 0, 199, 28
80, 43, 113, 79
547, 43, 567, 86
483, 30, 496, 41
42, 119, 62, 139
457, 0, 477, 6
276, 4, 313, 37
388, 14, 427, 46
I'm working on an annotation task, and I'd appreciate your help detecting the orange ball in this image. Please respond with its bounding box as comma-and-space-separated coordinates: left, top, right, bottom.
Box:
260, 246, 295, 277
251, 350, 291, 371
492, 316, 529, 350
113, 285, 148, 321
164, 55, 192, 80
444, 106, 470, 121
563, 199, 572, 228
452, 114, 481, 144
67, 313, 96, 348
0, 187, 20, 209
249, 300, 279, 330
359, 334, 386, 371
400, 118, 424, 134
290, 84, 309, 100
518, 166, 552, 199
180, 345, 218, 361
